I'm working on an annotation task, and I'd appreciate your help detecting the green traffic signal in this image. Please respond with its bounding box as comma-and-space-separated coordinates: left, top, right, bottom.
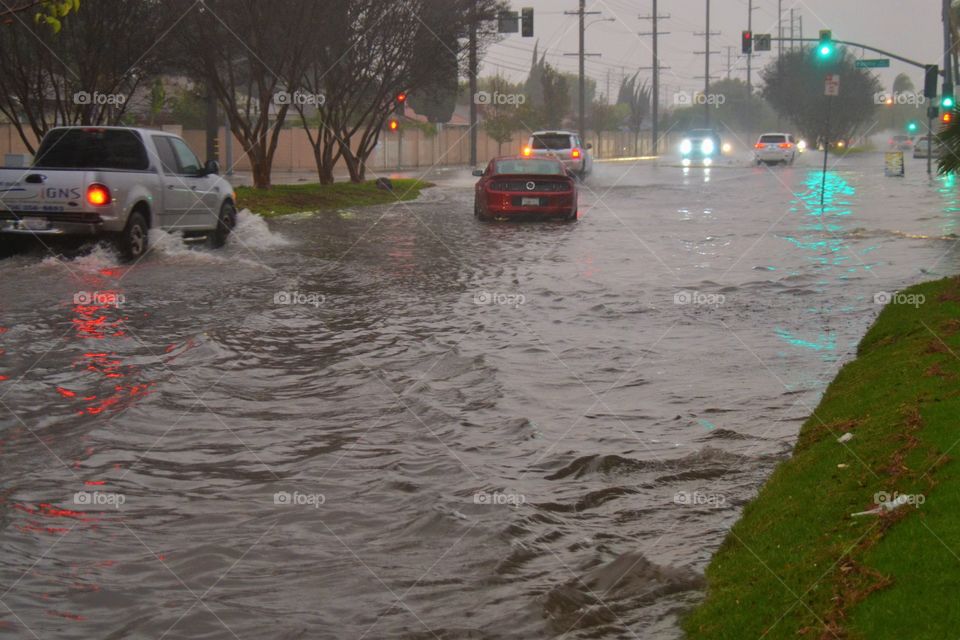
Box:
907, 121, 918, 133
817, 29, 835, 59
942, 95, 955, 109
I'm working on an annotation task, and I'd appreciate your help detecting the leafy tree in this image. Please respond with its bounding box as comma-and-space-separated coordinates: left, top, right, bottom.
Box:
539, 63, 569, 129
617, 73, 650, 155
479, 74, 525, 154
761, 47, 881, 143
590, 100, 627, 157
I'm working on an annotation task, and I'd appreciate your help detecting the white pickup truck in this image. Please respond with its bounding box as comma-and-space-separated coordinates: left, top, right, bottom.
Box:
0, 126, 237, 261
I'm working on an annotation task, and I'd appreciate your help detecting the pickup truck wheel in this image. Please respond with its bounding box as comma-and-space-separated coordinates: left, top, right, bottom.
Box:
114, 211, 148, 262
208, 201, 236, 249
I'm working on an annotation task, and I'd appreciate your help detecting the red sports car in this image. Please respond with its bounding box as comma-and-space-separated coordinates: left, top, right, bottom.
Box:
473, 156, 578, 221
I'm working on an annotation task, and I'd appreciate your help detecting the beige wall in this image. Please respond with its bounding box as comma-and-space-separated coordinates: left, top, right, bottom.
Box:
0, 124, 669, 174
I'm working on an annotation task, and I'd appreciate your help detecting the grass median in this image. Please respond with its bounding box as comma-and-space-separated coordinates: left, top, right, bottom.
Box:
684, 276, 960, 639
235, 179, 433, 217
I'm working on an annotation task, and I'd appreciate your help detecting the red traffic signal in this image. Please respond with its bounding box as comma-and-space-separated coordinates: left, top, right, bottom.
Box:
388, 118, 400, 131
741, 30, 752, 54
942, 111, 953, 124
396, 92, 407, 103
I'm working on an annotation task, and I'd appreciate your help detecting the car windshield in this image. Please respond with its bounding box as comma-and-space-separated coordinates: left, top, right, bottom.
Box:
530, 134, 572, 150
759, 134, 787, 143
892, 136, 910, 142
687, 130, 715, 138
494, 159, 564, 175
34, 128, 149, 171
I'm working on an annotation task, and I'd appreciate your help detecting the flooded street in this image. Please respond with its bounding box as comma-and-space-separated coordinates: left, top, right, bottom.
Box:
1, 153, 958, 639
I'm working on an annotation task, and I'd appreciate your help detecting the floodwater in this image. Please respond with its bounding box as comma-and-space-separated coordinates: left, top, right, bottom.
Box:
1, 152, 957, 639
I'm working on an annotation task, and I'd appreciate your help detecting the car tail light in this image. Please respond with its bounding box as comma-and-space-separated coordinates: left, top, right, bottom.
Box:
571, 148, 581, 159
86, 184, 111, 206
778, 143, 792, 148
522, 146, 532, 157
755, 143, 765, 149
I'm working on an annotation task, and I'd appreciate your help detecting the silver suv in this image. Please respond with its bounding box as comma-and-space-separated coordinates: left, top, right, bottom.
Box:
524, 130, 593, 177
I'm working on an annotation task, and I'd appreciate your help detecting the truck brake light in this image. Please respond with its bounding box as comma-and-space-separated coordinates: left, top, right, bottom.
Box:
86, 184, 111, 206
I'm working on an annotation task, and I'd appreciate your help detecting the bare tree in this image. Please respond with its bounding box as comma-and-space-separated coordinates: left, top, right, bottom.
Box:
171, 0, 321, 189
294, 0, 504, 184
0, 0, 168, 153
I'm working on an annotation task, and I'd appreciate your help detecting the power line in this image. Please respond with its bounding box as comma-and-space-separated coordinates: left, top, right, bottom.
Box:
639, 0, 670, 154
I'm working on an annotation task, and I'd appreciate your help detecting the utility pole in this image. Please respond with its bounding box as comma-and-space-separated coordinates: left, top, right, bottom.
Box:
943, 0, 954, 92
790, 9, 795, 50
724, 46, 736, 79
694, 0, 720, 127
468, 0, 478, 167
639, 0, 670, 154
777, 0, 783, 57
564, 2, 601, 144
746, 0, 753, 94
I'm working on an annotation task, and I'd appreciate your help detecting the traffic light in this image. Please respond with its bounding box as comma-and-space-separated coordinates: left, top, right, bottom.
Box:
817, 29, 835, 59
388, 118, 400, 131
741, 30, 752, 54
942, 84, 954, 110
924, 64, 940, 99
942, 111, 953, 125
394, 91, 407, 115
521, 7, 534, 37
907, 121, 918, 133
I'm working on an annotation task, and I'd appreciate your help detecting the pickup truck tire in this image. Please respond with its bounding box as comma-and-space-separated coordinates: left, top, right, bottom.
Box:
114, 210, 148, 262
208, 201, 236, 249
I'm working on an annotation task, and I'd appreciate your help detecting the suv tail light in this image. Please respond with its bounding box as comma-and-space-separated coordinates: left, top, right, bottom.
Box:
522, 146, 532, 157
571, 148, 581, 159
86, 184, 111, 206
754, 143, 765, 149
778, 142, 792, 148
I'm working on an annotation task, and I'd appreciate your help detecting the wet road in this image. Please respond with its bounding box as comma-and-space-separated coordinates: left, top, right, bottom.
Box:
1, 153, 958, 639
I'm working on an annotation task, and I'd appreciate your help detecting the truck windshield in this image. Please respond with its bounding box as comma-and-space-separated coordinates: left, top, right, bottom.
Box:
34, 129, 149, 171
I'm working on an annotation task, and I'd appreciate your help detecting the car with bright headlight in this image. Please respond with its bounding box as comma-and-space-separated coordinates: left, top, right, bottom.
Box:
679, 129, 722, 165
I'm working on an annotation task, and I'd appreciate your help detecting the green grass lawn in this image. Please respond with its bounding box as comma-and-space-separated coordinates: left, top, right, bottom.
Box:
684, 276, 960, 639
235, 179, 433, 217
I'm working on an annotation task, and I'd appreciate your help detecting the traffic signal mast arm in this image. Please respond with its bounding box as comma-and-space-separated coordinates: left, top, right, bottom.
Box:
769, 36, 934, 72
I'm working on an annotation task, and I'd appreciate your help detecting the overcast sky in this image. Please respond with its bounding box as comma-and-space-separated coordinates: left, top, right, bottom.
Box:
481, 0, 946, 100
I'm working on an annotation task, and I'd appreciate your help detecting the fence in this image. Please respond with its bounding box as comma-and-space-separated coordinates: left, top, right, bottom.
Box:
0, 123, 673, 175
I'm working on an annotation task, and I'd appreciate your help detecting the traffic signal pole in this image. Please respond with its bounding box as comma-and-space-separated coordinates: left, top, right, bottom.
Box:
469, 0, 478, 167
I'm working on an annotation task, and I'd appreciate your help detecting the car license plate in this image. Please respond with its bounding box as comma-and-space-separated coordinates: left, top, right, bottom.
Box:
521, 197, 540, 206
20, 217, 49, 231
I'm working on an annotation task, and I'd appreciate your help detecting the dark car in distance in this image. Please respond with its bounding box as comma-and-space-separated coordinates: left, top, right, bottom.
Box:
472, 157, 578, 221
